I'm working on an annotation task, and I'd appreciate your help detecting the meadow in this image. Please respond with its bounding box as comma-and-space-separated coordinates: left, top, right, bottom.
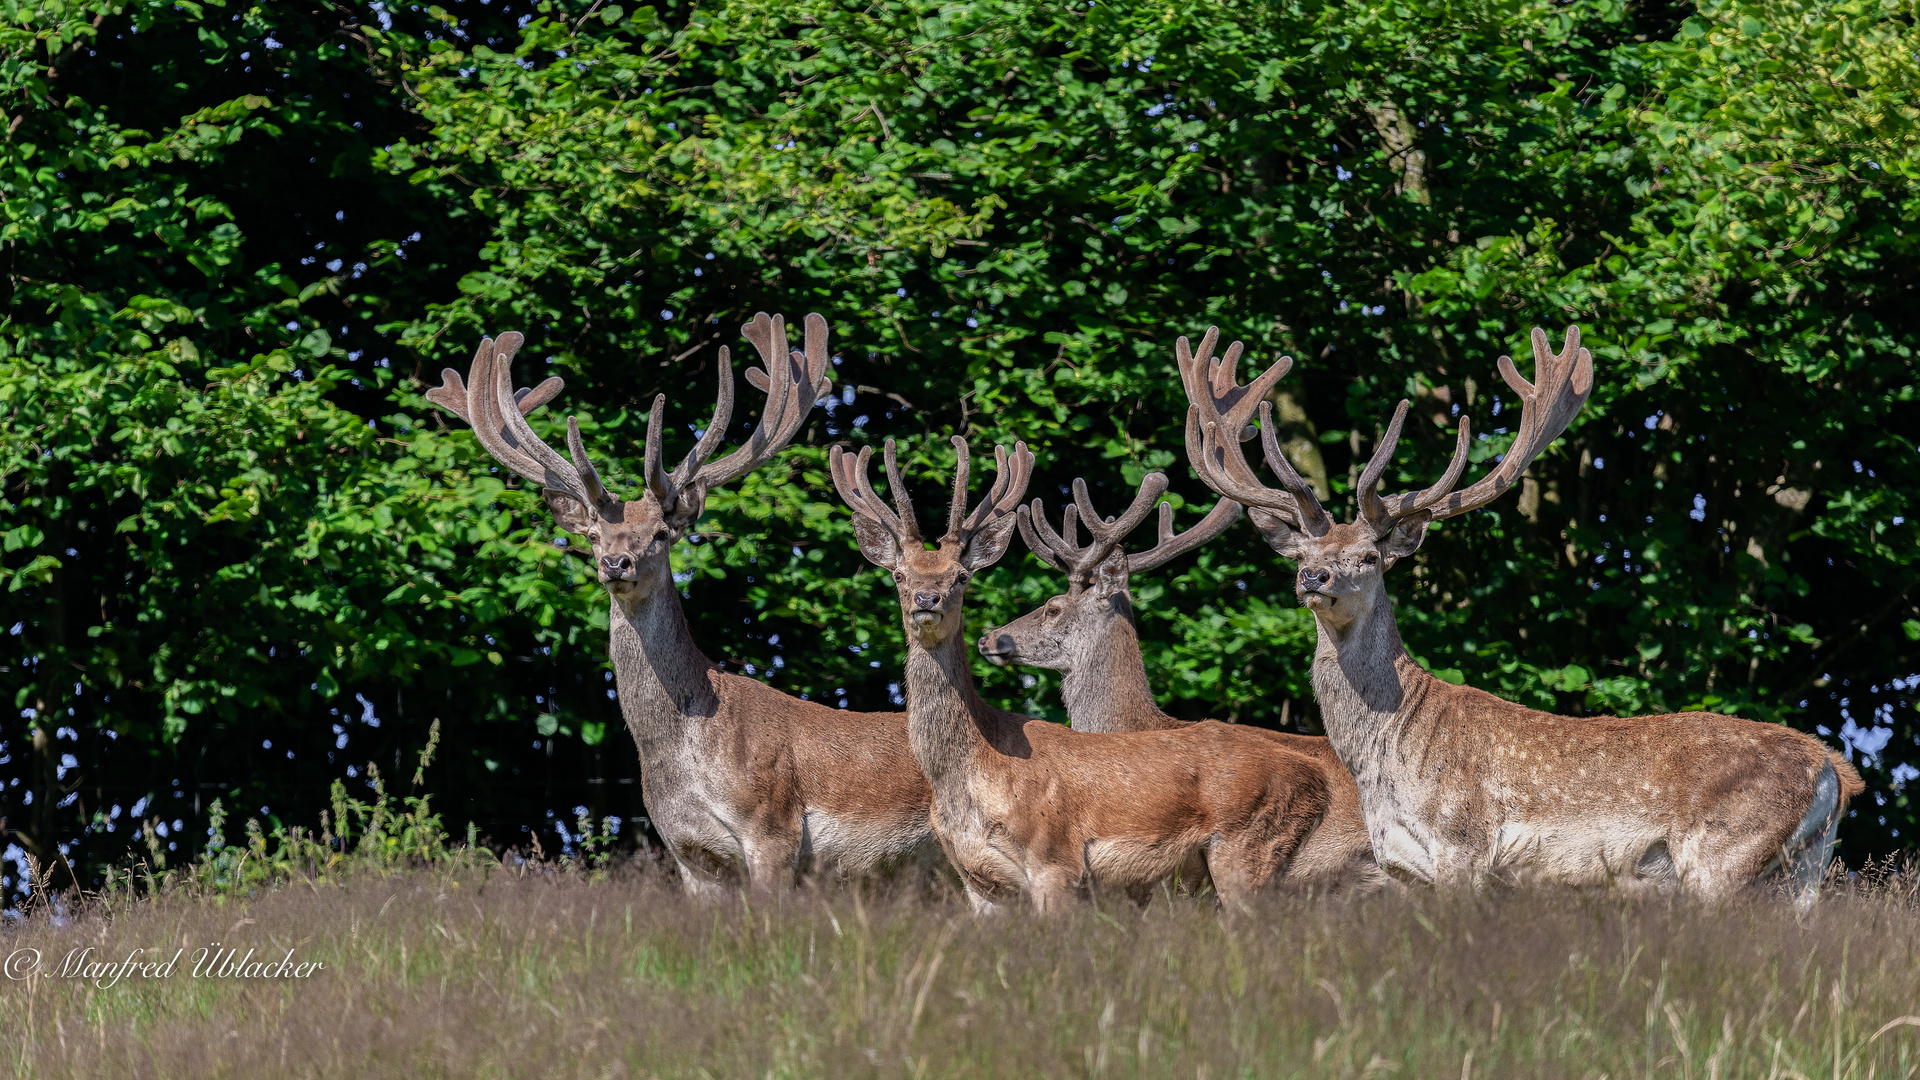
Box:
5, 853, 1919, 1080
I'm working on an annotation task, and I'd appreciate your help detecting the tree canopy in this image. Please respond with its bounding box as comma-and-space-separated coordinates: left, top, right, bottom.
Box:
3, 0, 1915, 898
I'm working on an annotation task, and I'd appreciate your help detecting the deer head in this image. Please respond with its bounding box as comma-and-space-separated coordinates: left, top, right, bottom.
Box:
830, 436, 1034, 648
979, 473, 1240, 672
429, 315, 834, 606
1179, 325, 1593, 631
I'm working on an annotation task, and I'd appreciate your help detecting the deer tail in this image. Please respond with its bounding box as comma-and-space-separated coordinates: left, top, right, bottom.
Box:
1827, 750, 1866, 801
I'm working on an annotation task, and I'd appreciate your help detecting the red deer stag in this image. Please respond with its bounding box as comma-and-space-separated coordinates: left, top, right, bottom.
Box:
977, 474, 1384, 890
1178, 324, 1862, 907
428, 316, 933, 895
830, 436, 1335, 912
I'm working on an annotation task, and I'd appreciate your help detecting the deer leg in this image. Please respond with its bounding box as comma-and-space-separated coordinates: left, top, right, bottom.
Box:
962, 882, 1006, 916
1427, 844, 1482, 891
1779, 762, 1844, 911
669, 849, 735, 902
1026, 867, 1079, 914
1724, 761, 1844, 909
1675, 761, 1841, 905
1201, 836, 1278, 911
741, 837, 800, 893
1175, 846, 1213, 897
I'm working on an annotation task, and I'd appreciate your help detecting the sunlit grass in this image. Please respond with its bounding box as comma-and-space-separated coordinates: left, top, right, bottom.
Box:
4, 854, 1919, 1079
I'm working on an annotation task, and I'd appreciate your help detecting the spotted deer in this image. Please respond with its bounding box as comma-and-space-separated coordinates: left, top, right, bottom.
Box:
1178, 325, 1863, 907
830, 436, 1335, 912
976, 474, 1384, 891
427, 315, 934, 894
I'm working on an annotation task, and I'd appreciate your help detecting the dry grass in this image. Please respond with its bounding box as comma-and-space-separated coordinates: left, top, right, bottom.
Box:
4, 858, 1920, 1079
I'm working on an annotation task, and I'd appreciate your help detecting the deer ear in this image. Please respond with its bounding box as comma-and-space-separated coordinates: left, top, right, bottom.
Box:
960, 514, 1020, 572
1378, 511, 1432, 566
543, 489, 597, 536
663, 484, 708, 536
1090, 551, 1130, 599
850, 515, 903, 569
1247, 506, 1313, 559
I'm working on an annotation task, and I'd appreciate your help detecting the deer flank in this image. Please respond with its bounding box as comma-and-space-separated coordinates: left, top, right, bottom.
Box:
427, 318, 934, 894
832, 436, 1336, 912
1179, 324, 1863, 908
979, 474, 1384, 892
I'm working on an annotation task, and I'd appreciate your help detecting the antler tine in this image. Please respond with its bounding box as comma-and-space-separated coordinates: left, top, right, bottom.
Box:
451, 337, 541, 481
1420, 325, 1594, 523
827, 444, 863, 518
951, 439, 1035, 546
1355, 399, 1412, 531
735, 312, 790, 462
425, 363, 562, 424
738, 310, 783, 394
1128, 496, 1245, 574
830, 442, 916, 547
424, 359, 480, 423
1189, 409, 1286, 512
686, 312, 832, 492
946, 437, 973, 541
1071, 474, 1168, 547
1017, 472, 1168, 581
885, 439, 925, 546
940, 436, 976, 544
1017, 499, 1090, 576
642, 394, 676, 508
1176, 326, 1293, 433
1175, 330, 1325, 531
565, 416, 613, 506
1188, 404, 1311, 531
1252, 402, 1334, 535
514, 377, 566, 415
1016, 503, 1060, 572
1378, 417, 1473, 520
668, 344, 737, 489
1173, 328, 1219, 418
829, 445, 873, 528
744, 310, 833, 405
799, 311, 835, 406
482, 333, 600, 508
1212, 347, 1292, 431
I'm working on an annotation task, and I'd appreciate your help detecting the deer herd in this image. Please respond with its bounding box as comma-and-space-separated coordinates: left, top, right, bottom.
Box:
430, 313, 1863, 913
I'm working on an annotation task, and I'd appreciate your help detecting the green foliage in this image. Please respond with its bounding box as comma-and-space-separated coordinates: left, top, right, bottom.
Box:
381, 0, 1920, 842
0, 0, 626, 900
76, 719, 481, 900
3, 0, 1916, 900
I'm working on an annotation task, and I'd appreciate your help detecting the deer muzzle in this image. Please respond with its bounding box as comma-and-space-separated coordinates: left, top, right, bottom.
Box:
601, 553, 637, 580
977, 632, 1017, 665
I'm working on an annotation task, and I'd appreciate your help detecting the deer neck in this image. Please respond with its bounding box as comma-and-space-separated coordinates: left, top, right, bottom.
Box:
606, 574, 721, 752
1059, 602, 1173, 733
902, 612, 995, 796
1307, 581, 1432, 764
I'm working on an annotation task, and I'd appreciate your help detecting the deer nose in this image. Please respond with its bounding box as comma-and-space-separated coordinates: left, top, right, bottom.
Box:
980, 633, 1013, 655
601, 553, 635, 578
913, 592, 942, 611
1299, 567, 1331, 591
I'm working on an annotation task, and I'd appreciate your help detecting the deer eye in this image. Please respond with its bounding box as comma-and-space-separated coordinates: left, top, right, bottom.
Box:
955, 570, 970, 583
587, 532, 600, 544
1362, 552, 1379, 566
892, 571, 905, 583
